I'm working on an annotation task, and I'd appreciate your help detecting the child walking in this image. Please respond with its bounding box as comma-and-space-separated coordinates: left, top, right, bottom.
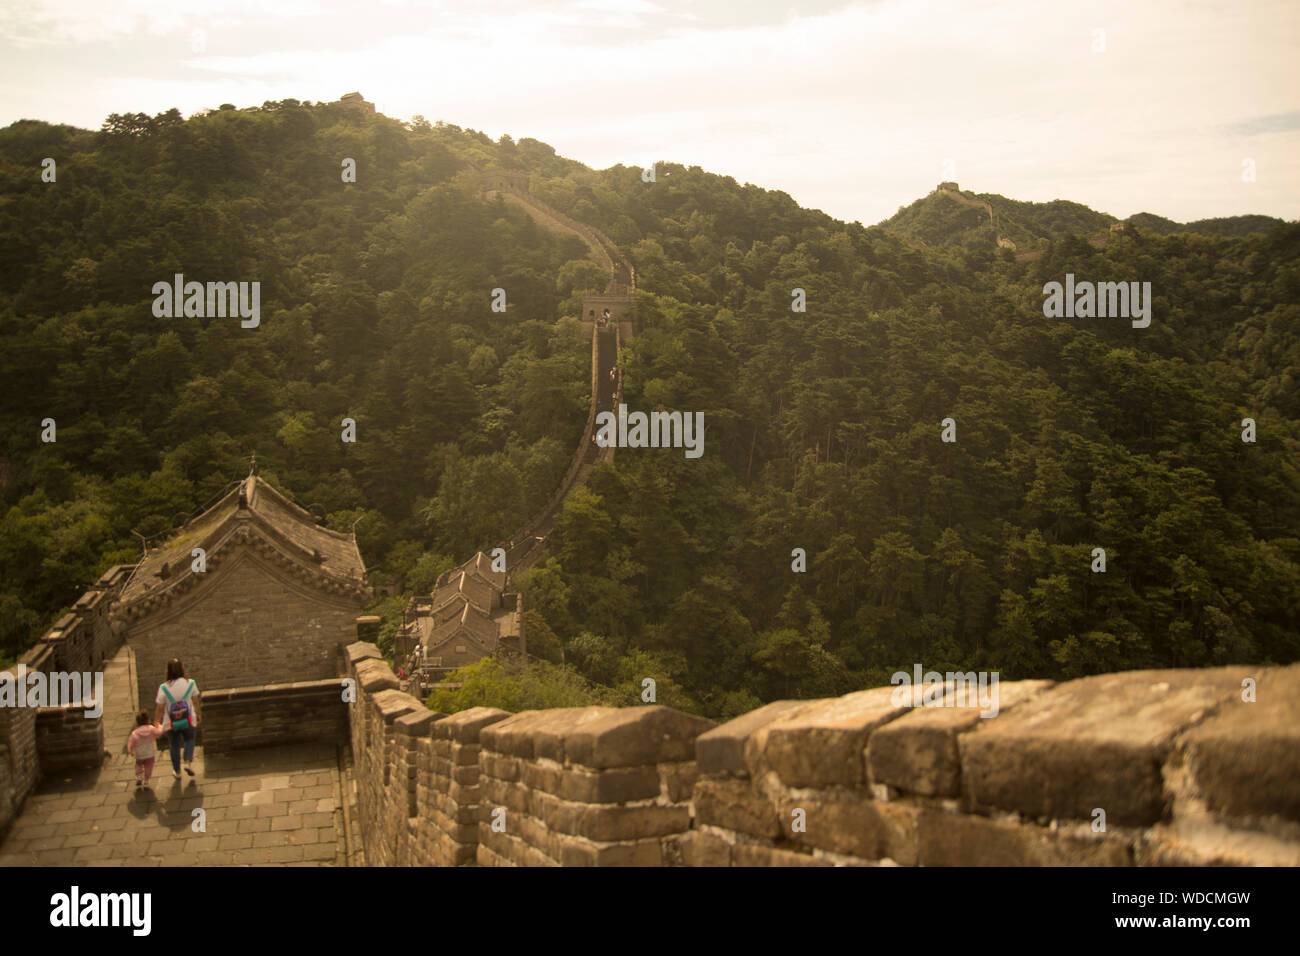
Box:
127, 711, 165, 789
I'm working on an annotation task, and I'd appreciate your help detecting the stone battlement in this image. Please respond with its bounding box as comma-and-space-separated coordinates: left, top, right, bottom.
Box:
342, 644, 1300, 866
0, 566, 133, 835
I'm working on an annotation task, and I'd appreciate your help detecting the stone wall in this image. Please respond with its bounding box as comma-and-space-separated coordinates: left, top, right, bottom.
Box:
343, 642, 1300, 866
476, 706, 712, 866
34, 705, 104, 772
0, 569, 131, 838
686, 667, 1300, 866
420, 707, 506, 865
129, 552, 362, 713
492, 320, 612, 573
344, 642, 426, 867
199, 679, 349, 753
0, 701, 39, 835
41, 566, 132, 675
343, 642, 715, 866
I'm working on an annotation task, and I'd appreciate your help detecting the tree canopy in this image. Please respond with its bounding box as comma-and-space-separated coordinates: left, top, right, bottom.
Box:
2, 102, 1296, 717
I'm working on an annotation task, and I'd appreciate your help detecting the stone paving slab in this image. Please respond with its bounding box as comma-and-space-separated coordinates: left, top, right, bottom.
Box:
0, 646, 347, 867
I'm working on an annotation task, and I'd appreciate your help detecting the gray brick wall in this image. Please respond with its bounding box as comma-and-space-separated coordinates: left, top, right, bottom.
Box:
130, 552, 363, 713
200, 679, 349, 753
34, 705, 104, 772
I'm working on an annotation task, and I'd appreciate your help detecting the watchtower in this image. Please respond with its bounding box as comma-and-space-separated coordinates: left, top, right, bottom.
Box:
339, 92, 376, 114
582, 293, 636, 341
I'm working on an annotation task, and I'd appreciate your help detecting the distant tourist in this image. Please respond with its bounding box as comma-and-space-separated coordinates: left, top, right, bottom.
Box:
154, 659, 200, 779
126, 711, 165, 790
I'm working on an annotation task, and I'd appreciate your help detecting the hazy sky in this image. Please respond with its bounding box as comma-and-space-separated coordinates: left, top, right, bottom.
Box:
2, 0, 1296, 226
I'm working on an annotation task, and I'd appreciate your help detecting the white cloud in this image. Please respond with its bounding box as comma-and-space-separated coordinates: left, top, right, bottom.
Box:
0, 0, 326, 46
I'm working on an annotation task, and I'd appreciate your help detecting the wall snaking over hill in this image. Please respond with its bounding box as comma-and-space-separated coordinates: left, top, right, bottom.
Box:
343, 642, 1300, 866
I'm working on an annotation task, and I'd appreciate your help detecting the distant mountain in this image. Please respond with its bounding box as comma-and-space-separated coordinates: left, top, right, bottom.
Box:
881, 185, 1289, 251
880, 184, 1115, 250
1125, 211, 1288, 237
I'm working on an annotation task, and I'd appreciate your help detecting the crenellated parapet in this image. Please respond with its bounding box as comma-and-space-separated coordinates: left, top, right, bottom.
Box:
340, 644, 1300, 866
0, 564, 133, 836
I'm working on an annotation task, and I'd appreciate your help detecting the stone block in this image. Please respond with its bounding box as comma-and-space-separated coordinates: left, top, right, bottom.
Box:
564, 706, 716, 769
481, 710, 561, 759
345, 641, 382, 666
533, 707, 614, 762
696, 700, 814, 775
917, 810, 1132, 866
536, 791, 691, 842
496, 812, 562, 865
1179, 664, 1300, 824
557, 833, 663, 868
868, 679, 1053, 797
960, 667, 1251, 825
451, 743, 480, 766
432, 706, 511, 743
371, 689, 421, 722
746, 687, 906, 788
1135, 824, 1300, 867
355, 659, 398, 693
694, 777, 780, 840
480, 777, 529, 815
396, 709, 437, 737
447, 781, 481, 805
779, 791, 919, 863
658, 761, 698, 803
480, 752, 520, 782
682, 829, 732, 866
731, 842, 830, 867
476, 842, 511, 867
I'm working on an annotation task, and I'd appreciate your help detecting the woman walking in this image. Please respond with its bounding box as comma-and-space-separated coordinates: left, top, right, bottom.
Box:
154, 658, 200, 779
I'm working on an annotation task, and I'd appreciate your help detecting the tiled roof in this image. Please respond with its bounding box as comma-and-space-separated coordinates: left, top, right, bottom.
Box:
118, 475, 368, 611
425, 603, 500, 654
429, 591, 472, 624
430, 571, 496, 615
434, 551, 507, 592
246, 477, 365, 577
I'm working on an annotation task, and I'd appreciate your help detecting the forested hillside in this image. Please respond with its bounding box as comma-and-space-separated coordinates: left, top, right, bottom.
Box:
1126, 211, 1288, 237
882, 188, 1286, 252
0, 102, 598, 659
883, 189, 1115, 251
2, 100, 1297, 720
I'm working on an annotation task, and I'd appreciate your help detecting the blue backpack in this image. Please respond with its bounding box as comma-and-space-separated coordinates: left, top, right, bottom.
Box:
162, 681, 195, 731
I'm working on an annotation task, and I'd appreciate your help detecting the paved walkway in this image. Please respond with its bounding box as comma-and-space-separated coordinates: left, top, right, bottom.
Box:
0, 646, 349, 866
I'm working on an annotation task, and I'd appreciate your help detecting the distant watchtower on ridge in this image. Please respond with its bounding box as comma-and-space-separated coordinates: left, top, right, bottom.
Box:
338, 91, 376, 114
